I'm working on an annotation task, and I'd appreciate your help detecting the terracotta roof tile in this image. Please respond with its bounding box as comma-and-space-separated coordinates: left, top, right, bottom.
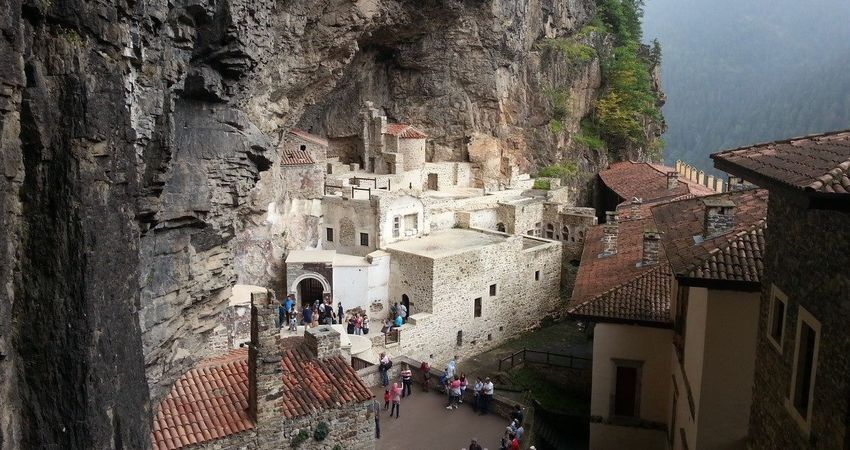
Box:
280, 148, 315, 166
384, 123, 428, 139
652, 189, 769, 284
570, 215, 663, 306
569, 264, 672, 324
599, 161, 715, 205
712, 129, 850, 194
152, 349, 253, 450
279, 340, 373, 419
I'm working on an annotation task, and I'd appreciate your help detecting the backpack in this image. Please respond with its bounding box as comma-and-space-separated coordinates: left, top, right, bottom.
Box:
385, 359, 393, 370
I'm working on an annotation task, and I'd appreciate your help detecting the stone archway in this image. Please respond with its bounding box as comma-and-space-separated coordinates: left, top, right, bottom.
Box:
290, 273, 331, 309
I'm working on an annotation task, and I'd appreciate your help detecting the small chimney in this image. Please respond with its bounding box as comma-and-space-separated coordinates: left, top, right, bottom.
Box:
641, 229, 662, 266
600, 222, 619, 257
727, 176, 744, 192
605, 210, 620, 224
630, 198, 643, 219
305, 325, 341, 359
667, 171, 679, 190
702, 198, 736, 237
248, 291, 282, 422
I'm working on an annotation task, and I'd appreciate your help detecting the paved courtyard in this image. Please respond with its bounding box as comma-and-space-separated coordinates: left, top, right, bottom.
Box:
372, 386, 511, 450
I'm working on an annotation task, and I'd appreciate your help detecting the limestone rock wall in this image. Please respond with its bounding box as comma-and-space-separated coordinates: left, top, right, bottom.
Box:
0, 0, 609, 448
297, 0, 604, 185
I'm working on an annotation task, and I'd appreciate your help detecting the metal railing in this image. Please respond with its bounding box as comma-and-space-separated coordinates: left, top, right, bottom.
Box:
497, 348, 592, 372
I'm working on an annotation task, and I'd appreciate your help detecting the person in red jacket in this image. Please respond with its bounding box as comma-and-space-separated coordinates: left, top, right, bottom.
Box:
419, 359, 432, 392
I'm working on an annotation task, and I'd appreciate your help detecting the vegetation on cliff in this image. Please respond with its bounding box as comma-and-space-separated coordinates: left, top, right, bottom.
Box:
585, 0, 664, 158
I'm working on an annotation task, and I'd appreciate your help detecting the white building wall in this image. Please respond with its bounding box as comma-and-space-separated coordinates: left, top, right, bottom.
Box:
366, 251, 391, 319
332, 265, 370, 313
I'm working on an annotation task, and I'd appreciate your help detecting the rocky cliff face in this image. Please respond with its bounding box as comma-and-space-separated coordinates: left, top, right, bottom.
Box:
0, 0, 654, 448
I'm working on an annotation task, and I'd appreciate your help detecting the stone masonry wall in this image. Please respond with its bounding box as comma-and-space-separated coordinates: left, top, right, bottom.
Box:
393, 232, 562, 367
748, 192, 850, 450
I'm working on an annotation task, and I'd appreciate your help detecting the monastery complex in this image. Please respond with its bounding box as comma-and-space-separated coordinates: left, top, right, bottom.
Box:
150, 102, 850, 450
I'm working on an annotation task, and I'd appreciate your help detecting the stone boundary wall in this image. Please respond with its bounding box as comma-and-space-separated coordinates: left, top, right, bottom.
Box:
675, 160, 727, 193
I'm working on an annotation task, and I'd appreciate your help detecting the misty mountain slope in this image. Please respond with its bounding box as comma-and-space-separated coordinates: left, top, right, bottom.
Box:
643, 0, 850, 172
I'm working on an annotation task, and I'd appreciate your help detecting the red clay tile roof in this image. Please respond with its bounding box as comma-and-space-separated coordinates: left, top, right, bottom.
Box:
384, 123, 428, 139
652, 189, 769, 284
152, 349, 253, 450
289, 129, 329, 147
599, 161, 716, 205
569, 264, 672, 324
712, 130, 850, 194
687, 222, 766, 283
280, 342, 373, 419
280, 148, 315, 165
570, 215, 663, 306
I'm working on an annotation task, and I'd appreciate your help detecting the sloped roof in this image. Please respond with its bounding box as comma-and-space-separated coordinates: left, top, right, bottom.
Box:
712, 130, 850, 194
280, 148, 315, 165
280, 341, 373, 419
569, 264, 672, 325
289, 129, 328, 147
599, 161, 716, 204
570, 215, 662, 306
384, 123, 428, 139
652, 189, 769, 287
687, 222, 766, 283
152, 349, 253, 450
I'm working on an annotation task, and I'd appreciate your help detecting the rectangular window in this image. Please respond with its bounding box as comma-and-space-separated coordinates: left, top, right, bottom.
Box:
611, 360, 642, 418
489, 284, 497, 296
474, 298, 482, 318
326, 227, 334, 242
360, 232, 369, 246
768, 285, 788, 352
788, 306, 820, 431
535, 270, 540, 281
392, 216, 400, 238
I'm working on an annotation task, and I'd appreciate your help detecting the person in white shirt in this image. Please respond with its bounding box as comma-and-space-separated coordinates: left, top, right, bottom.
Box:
480, 377, 494, 415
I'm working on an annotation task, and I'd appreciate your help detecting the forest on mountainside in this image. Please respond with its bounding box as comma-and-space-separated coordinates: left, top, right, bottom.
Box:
643, 0, 850, 173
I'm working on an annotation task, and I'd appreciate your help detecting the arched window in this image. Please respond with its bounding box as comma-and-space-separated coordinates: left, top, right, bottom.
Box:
577, 230, 585, 242
545, 223, 555, 239
562, 226, 570, 241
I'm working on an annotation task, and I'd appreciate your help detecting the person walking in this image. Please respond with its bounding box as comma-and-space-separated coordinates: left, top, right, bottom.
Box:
511, 404, 524, 426
400, 364, 413, 398
459, 373, 468, 403
354, 314, 363, 335
346, 314, 355, 334
446, 375, 461, 410
472, 377, 483, 412
371, 396, 381, 439
390, 382, 402, 418
337, 302, 344, 324
284, 294, 294, 323
362, 315, 370, 334
302, 305, 313, 326
311, 305, 319, 328
383, 387, 391, 411
480, 377, 494, 415
420, 359, 432, 392
288, 307, 298, 332
399, 302, 408, 323
379, 353, 392, 387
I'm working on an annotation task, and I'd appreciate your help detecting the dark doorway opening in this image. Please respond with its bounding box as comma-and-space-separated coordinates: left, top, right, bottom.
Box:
297, 278, 324, 309
401, 294, 410, 318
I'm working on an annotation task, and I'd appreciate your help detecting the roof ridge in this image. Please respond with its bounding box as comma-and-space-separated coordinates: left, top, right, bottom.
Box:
808, 155, 850, 191
682, 219, 767, 277
713, 128, 850, 156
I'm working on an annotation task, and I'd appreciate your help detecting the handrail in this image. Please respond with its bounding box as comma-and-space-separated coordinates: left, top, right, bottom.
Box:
497, 348, 591, 371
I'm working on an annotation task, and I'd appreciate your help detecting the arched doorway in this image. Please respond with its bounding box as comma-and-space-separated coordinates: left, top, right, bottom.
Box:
401, 294, 411, 319
297, 278, 324, 309
290, 273, 331, 310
